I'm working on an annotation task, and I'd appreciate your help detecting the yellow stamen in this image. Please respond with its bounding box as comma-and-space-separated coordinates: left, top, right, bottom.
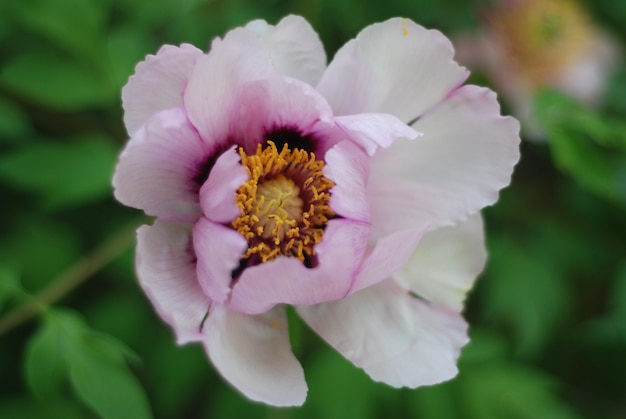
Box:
232, 141, 334, 264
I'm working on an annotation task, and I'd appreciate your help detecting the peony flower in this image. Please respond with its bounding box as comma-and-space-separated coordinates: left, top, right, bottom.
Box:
113, 15, 520, 406
455, 0, 619, 137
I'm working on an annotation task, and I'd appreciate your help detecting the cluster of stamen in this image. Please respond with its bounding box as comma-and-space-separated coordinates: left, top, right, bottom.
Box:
231, 141, 334, 264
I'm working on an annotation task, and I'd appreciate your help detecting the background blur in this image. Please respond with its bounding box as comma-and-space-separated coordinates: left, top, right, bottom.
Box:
1, 0, 625, 418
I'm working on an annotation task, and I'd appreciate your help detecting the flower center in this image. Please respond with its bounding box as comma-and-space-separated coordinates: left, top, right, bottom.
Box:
232, 141, 334, 264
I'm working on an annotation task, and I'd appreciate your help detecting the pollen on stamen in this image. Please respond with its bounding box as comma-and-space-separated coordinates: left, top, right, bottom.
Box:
231, 141, 335, 264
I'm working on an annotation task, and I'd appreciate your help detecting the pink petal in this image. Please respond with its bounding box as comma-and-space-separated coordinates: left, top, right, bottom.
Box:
199, 146, 248, 224
112, 108, 209, 222
183, 28, 274, 145
229, 218, 369, 315
244, 15, 327, 86
334, 113, 421, 156
351, 227, 426, 294
393, 214, 486, 313
203, 305, 307, 406
323, 140, 370, 222
297, 280, 469, 388
193, 217, 248, 304
317, 18, 469, 122
237, 76, 334, 152
368, 85, 520, 240
136, 220, 209, 345
122, 44, 204, 136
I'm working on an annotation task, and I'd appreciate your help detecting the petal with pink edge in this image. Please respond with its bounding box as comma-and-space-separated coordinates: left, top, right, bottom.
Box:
317, 18, 469, 122
244, 15, 327, 86
199, 146, 248, 224
113, 108, 210, 222
323, 140, 370, 222
229, 218, 369, 315
193, 217, 248, 304
393, 214, 486, 313
136, 220, 209, 345
184, 28, 275, 145
297, 280, 469, 388
122, 44, 204, 136
237, 76, 334, 153
368, 85, 520, 240
204, 305, 307, 406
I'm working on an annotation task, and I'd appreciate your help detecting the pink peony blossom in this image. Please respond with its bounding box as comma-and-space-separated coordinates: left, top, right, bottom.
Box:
113, 15, 520, 406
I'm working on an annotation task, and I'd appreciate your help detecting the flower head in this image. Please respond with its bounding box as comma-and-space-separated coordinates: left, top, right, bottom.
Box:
113, 15, 520, 406
456, 0, 619, 137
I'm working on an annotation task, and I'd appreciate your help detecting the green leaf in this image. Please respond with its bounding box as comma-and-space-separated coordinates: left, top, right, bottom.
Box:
0, 98, 31, 141
460, 363, 581, 419
0, 52, 114, 110
68, 335, 153, 419
0, 135, 117, 210
8, 0, 106, 57
25, 314, 68, 399
482, 237, 571, 357
535, 90, 626, 206
305, 349, 392, 419
22, 309, 152, 419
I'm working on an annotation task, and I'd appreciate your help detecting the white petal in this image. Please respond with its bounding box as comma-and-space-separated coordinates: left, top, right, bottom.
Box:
368, 85, 520, 240
245, 15, 327, 86
334, 113, 421, 156
298, 280, 469, 388
351, 227, 426, 294
394, 214, 486, 313
122, 44, 204, 136
193, 217, 248, 304
317, 18, 469, 122
136, 220, 209, 345
204, 305, 307, 406
112, 108, 207, 222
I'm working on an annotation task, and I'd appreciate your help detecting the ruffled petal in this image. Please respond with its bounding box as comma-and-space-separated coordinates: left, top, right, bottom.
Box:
122, 44, 204, 136
193, 217, 248, 304
317, 18, 469, 122
204, 305, 307, 406
113, 108, 209, 222
393, 214, 486, 313
297, 280, 469, 388
323, 140, 370, 222
368, 85, 520, 240
244, 15, 327, 86
136, 220, 209, 345
229, 218, 369, 315
184, 28, 274, 145
199, 146, 248, 224
351, 228, 426, 294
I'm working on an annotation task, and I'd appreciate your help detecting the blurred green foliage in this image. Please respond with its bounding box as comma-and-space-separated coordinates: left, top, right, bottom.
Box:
1, 0, 625, 418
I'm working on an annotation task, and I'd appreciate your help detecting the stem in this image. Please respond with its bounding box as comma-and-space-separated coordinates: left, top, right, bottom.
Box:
0, 221, 141, 336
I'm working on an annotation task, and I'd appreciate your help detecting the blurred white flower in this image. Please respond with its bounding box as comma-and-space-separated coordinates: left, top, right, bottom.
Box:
456, 0, 620, 137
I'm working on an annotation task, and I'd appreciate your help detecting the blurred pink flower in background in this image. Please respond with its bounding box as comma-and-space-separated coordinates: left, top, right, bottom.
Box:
456, 0, 620, 137
113, 15, 520, 406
